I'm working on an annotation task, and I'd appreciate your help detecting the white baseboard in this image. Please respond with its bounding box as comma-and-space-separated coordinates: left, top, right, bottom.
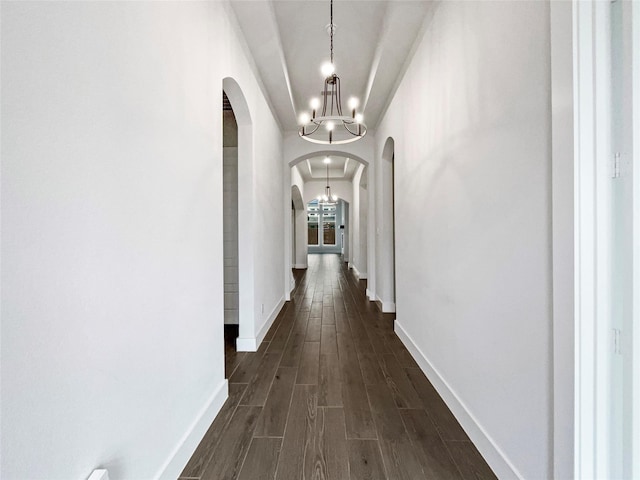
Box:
237, 296, 285, 352
366, 288, 374, 301
375, 295, 395, 313
293, 263, 308, 269
236, 336, 257, 351
393, 320, 523, 480
155, 379, 229, 480
352, 265, 367, 280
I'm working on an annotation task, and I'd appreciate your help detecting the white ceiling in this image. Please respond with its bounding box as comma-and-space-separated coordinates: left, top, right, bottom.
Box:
297, 155, 360, 182
230, 0, 435, 134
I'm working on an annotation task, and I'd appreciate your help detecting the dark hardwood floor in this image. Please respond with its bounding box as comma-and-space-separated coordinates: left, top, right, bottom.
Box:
180, 254, 497, 480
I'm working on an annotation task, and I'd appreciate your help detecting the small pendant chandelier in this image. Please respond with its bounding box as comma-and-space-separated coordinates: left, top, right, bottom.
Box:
318, 157, 338, 205
298, 0, 367, 145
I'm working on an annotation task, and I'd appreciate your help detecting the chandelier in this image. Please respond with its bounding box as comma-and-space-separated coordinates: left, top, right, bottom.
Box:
318, 157, 338, 205
298, 0, 367, 145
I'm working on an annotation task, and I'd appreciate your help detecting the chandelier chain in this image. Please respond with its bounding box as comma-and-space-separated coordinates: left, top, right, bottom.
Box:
330, 0, 334, 65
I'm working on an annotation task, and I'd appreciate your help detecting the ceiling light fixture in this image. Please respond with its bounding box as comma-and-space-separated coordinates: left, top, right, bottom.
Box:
298, 0, 367, 145
318, 158, 338, 204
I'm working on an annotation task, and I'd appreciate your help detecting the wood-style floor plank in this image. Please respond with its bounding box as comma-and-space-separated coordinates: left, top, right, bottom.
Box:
253, 367, 297, 437
385, 332, 420, 368
318, 353, 343, 407
180, 383, 247, 478
200, 405, 262, 480
266, 316, 294, 354
337, 332, 364, 385
334, 310, 350, 334
401, 408, 463, 479
275, 385, 318, 480
347, 439, 387, 480
304, 406, 329, 479
445, 441, 498, 480
379, 353, 422, 409
229, 341, 269, 384
280, 331, 305, 368
342, 381, 377, 440
323, 408, 350, 480
240, 352, 281, 406
237, 437, 282, 480
405, 367, 470, 442
366, 384, 425, 480
185, 254, 496, 480
320, 324, 338, 354
297, 341, 320, 384
306, 316, 322, 342
225, 351, 246, 380
310, 301, 323, 318
356, 345, 384, 385
322, 306, 336, 325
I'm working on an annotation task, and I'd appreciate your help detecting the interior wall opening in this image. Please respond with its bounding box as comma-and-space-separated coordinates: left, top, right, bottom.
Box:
291, 184, 307, 270
222, 90, 239, 365
380, 137, 396, 312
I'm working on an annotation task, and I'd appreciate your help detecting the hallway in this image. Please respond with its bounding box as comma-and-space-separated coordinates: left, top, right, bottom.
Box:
180, 254, 496, 480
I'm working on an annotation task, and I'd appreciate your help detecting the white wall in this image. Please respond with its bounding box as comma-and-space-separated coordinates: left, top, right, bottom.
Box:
377, 2, 552, 478
0, 2, 283, 479
549, 2, 575, 477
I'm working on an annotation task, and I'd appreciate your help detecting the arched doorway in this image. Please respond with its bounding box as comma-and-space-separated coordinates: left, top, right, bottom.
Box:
379, 137, 396, 313
222, 78, 255, 352
291, 185, 306, 269
288, 152, 368, 278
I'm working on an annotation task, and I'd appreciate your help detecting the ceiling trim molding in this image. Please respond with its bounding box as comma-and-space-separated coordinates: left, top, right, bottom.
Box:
266, 0, 298, 117
222, 0, 283, 131
372, 1, 440, 130
362, 1, 392, 114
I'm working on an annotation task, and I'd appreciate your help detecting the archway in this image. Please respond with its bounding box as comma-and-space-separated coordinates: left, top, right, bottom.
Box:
222, 77, 255, 352
291, 185, 307, 269
289, 150, 369, 169
289, 152, 366, 276
356, 165, 368, 280
379, 137, 396, 313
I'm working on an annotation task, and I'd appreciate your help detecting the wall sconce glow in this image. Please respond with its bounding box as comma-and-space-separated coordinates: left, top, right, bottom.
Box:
323, 157, 331, 164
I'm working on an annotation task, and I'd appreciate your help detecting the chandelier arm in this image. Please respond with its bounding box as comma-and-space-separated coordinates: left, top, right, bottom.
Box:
322, 78, 329, 117
343, 122, 366, 136
300, 122, 322, 136
332, 80, 337, 116
299, 135, 365, 145
335, 75, 343, 116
